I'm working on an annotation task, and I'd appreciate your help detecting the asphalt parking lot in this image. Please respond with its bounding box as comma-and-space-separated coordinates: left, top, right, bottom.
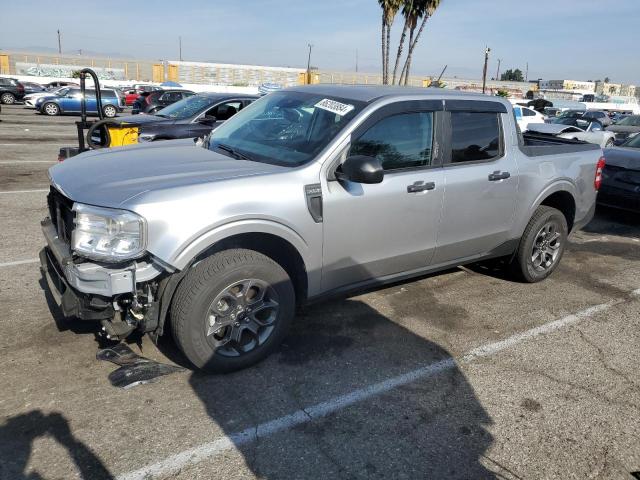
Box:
1, 104, 640, 479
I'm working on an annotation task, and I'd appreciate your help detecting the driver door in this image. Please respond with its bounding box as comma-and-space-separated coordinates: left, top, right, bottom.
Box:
321, 103, 445, 291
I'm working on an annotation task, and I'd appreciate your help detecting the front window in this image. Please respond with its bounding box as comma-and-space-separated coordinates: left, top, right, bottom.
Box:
207, 91, 365, 167
155, 95, 217, 119
350, 112, 434, 171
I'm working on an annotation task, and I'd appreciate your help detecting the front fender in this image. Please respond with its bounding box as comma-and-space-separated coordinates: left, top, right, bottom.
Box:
167, 218, 312, 272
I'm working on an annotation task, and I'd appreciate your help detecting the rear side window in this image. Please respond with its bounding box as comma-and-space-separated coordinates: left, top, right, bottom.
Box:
523, 108, 536, 117
350, 112, 434, 171
450, 112, 501, 163
100, 90, 116, 98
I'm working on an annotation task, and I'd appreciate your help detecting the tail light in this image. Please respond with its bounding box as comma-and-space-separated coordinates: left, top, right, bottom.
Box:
594, 155, 606, 190
17, 83, 25, 93
145, 94, 152, 104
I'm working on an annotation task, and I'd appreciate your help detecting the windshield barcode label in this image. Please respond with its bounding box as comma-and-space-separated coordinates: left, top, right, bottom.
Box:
315, 98, 355, 116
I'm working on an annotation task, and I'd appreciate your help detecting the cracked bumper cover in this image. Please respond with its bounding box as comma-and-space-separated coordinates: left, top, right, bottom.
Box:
40, 218, 165, 318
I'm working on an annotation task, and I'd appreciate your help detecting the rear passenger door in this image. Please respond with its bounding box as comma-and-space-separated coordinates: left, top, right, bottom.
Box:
431, 101, 518, 265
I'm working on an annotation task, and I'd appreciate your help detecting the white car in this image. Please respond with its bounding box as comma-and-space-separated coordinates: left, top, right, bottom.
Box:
527, 119, 616, 148
513, 105, 545, 131
23, 86, 72, 109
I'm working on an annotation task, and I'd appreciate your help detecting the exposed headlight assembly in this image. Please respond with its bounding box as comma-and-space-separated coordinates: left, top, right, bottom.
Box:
71, 204, 146, 262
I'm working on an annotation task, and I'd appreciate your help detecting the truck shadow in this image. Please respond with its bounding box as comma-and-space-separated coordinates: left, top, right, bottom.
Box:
0, 410, 114, 480
187, 297, 497, 478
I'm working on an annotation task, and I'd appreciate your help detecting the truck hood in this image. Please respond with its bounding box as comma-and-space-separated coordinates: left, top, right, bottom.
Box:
48, 140, 287, 207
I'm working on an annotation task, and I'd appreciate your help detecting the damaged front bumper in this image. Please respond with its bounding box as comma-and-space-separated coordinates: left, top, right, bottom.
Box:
40, 217, 168, 336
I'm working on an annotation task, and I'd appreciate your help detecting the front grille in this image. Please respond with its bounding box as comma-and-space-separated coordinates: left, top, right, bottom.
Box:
47, 186, 74, 244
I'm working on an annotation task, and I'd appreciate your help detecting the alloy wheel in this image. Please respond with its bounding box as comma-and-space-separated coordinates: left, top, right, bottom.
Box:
531, 221, 562, 272
205, 279, 280, 357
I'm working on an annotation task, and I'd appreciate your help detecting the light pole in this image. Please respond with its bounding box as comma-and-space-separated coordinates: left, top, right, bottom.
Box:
57, 29, 62, 55
495, 58, 501, 82
482, 47, 491, 94
306, 43, 313, 83
179, 36, 182, 61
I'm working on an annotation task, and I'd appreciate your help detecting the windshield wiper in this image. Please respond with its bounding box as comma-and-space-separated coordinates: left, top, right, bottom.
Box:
214, 143, 252, 161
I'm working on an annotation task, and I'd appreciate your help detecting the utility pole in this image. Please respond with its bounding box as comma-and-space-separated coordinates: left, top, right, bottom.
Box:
495, 58, 501, 81
306, 43, 313, 83
482, 46, 491, 94
179, 36, 182, 61
525, 62, 529, 82
355, 49, 358, 73
57, 29, 62, 55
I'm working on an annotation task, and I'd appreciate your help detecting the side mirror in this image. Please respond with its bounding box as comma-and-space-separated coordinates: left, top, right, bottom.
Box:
198, 116, 217, 125
336, 155, 384, 184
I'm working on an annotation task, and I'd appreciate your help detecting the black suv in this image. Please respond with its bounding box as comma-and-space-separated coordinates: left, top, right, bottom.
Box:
132, 89, 195, 114
0, 77, 25, 104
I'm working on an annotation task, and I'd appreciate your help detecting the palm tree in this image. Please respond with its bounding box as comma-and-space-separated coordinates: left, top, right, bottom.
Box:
379, 0, 402, 84
390, 0, 414, 85
400, 0, 441, 85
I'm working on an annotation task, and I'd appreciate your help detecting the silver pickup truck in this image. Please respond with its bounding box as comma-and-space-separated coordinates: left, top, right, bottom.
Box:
40, 85, 604, 372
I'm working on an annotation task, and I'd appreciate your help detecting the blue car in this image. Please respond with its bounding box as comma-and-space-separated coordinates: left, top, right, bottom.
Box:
36, 88, 122, 118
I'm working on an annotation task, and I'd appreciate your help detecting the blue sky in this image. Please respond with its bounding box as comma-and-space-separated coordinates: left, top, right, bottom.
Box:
1, 0, 638, 83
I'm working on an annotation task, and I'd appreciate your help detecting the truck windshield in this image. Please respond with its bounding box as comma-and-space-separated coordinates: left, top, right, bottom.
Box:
206, 91, 365, 167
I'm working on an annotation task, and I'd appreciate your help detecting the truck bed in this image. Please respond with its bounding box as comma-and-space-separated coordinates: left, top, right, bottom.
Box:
520, 132, 601, 157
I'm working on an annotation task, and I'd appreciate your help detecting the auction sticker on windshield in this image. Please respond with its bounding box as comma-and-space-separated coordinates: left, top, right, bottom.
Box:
315, 98, 355, 116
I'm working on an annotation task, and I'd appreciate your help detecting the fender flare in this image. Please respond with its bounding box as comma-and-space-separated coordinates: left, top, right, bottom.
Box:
168, 218, 312, 272
518, 180, 577, 234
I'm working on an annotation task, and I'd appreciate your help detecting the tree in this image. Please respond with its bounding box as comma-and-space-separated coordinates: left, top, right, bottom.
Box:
399, 0, 441, 85
496, 89, 510, 97
500, 68, 524, 82
604, 76, 611, 83
379, 0, 402, 84
379, 0, 442, 85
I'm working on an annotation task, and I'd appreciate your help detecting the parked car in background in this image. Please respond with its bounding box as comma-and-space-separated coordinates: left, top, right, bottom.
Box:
125, 85, 162, 106
599, 134, 640, 212
606, 115, 640, 145
44, 81, 78, 90
582, 110, 612, 127
612, 113, 630, 124
132, 89, 195, 114
528, 118, 616, 147
40, 86, 602, 372
513, 105, 545, 131
0, 77, 25, 104
36, 88, 122, 117
125, 93, 258, 142
22, 81, 46, 94
24, 86, 72, 109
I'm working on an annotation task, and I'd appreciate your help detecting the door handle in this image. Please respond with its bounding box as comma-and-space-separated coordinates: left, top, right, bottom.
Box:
488, 171, 511, 181
407, 181, 436, 193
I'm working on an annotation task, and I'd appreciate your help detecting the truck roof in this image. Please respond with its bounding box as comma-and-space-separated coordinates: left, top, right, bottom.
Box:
285, 84, 505, 105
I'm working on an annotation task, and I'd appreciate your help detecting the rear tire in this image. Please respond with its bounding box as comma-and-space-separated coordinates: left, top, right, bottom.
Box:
170, 249, 295, 373
42, 102, 60, 116
510, 206, 568, 283
1, 92, 16, 104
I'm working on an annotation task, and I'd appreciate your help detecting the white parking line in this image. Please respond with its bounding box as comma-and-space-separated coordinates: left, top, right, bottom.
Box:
0, 258, 39, 268
0, 189, 48, 194
117, 297, 627, 480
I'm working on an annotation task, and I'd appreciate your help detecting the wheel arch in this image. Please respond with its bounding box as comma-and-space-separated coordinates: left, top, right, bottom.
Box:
154, 227, 313, 337
531, 184, 577, 233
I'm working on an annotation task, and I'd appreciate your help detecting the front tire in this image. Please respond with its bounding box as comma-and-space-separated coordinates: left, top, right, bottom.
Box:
510, 206, 568, 283
42, 102, 60, 116
170, 249, 295, 372
1, 92, 16, 104
103, 104, 117, 118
